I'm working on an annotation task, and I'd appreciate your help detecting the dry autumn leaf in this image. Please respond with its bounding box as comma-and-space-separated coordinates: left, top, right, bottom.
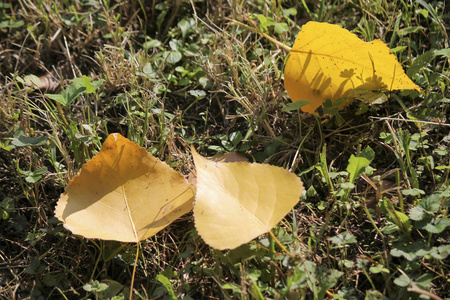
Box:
55, 133, 195, 242
192, 147, 304, 250
187, 151, 249, 189
284, 21, 421, 114
25, 61, 72, 93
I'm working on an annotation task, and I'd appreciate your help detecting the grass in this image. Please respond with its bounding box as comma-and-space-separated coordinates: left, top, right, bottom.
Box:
1, 0, 449, 299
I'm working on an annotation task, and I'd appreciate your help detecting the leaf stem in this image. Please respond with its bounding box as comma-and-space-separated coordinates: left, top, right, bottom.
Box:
129, 242, 140, 300
268, 232, 276, 286
229, 19, 291, 52
268, 231, 275, 259
269, 231, 294, 259
407, 287, 443, 300
362, 205, 385, 239
300, 0, 312, 18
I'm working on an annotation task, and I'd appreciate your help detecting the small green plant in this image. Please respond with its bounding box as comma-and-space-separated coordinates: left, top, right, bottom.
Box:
45, 76, 104, 107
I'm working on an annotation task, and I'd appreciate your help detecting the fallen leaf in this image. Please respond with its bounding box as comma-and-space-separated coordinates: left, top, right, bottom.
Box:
25, 61, 72, 93
284, 21, 421, 114
187, 151, 249, 188
210, 151, 249, 163
31, 72, 61, 92
192, 147, 304, 250
55, 133, 195, 242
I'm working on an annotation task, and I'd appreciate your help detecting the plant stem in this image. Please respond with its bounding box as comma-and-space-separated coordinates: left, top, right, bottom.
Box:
129, 243, 140, 300
230, 19, 291, 51
269, 231, 294, 259
363, 205, 385, 239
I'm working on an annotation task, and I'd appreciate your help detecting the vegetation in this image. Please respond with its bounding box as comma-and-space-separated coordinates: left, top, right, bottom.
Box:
1, 0, 449, 299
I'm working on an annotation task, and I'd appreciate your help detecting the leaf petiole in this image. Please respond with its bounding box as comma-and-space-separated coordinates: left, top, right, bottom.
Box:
229, 19, 291, 52
269, 231, 294, 259
129, 242, 140, 300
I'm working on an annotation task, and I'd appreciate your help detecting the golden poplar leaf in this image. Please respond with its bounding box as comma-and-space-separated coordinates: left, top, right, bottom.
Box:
284, 21, 421, 114
192, 147, 304, 250
55, 133, 195, 242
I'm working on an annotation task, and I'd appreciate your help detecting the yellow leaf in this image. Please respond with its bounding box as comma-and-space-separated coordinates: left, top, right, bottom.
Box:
284, 21, 421, 114
55, 133, 194, 242
192, 147, 304, 250
187, 151, 248, 189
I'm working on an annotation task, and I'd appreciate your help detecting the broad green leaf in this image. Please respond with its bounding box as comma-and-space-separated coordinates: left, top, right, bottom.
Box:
83, 280, 108, 293
417, 218, 450, 233
25, 258, 46, 274
282, 100, 311, 112
98, 279, 124, 299
394, 210, 411, 231
369, 264, 389, 274
409, 193, 440, 221
23, 74, 43, 88
365, 290, 384, 300
156, 274, 177, 300
256, 14, 276, 32
393, 274, 410, 287
360, 146, 375, 161
409, 206, 426, 221
418, 193, 441, 213
300, 261, 343, 300
430, 245, 450, 260
22, 167, 48, 183
391, 248, 417, 261
347, 156, 370, 184
406, 51, 434, 77
402, 188, 425, 196
434, 48, 450, 57
274, 22, 288, 34
287, 266, 308, 289
282, 8, 297, 18
143, 39, 161, 49
178, 18, 195, 40
328, 232, 357, 246
345, 147, 374, 184
390, 241, 430, 261
86, 76, 104, 93
414, 273, 433, 289
11, 135, 47, 147
0, 18, 24, 29
189, 89, 206, 98
1, 197, 14, 220
398, 26, 425, 36
62, 84, 87, 104
169, 39, 181, 51
71, 75, 104, 94
380, 199, 412, 231
45, 93, 67, 105
46, 83, 86, 106
167, 51, 182, 64
42, 273, 62, 287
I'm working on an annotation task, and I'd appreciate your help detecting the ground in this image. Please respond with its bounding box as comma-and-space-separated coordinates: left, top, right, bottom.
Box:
0, 1, 449, 299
